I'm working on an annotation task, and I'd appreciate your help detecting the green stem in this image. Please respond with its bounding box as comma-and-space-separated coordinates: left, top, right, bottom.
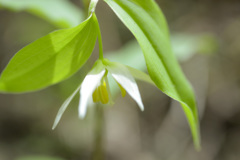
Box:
93, 13, 104, 59
82, 0, 90, 18
92, 104, 105, 160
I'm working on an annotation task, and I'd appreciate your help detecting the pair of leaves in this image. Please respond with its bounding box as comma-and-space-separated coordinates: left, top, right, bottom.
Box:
0, 0, 200, 149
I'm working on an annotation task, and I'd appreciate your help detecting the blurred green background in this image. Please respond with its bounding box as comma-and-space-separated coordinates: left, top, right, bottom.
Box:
0, 0, 240, 160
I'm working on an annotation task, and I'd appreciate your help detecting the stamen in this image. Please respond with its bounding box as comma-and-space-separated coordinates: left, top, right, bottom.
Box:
117, 82, 126, 97
92, 80, 109, 104
92, 86, 100, 103
98, 81, 109, 104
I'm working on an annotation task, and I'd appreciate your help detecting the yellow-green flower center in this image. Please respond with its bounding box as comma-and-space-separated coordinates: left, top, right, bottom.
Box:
92, 76, 127, 105
92, 80, 109, 104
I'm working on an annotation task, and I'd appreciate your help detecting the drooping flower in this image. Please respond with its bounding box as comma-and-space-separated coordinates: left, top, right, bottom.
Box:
52, 59, 154, 129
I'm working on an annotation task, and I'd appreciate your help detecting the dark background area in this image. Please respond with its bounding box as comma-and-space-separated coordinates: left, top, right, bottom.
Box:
0, 0, 240, 160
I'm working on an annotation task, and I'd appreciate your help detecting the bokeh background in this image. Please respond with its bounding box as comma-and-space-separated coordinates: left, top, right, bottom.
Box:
0, 0, 240, 160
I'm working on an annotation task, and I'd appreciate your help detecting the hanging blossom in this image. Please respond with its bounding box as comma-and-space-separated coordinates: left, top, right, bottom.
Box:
52, 59, 155, 129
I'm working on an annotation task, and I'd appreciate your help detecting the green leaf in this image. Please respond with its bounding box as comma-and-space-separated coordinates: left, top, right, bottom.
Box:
0, 14, 98, 93
0, 0, 84, 28
104, 0, 200, 149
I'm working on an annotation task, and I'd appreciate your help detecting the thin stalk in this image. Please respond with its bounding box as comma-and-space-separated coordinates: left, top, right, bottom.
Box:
92, 104, 105, 160
82, 0, 90, 18
93, 13, 104, 59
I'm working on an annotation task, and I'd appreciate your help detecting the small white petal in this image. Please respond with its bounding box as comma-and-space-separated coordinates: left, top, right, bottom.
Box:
107, 64, 144, 111
79, 70, 106, 118
52, 84, 81, 130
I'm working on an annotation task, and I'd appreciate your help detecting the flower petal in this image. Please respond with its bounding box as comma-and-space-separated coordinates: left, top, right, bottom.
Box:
52, 84, 81, 130
106, 62, 144, 111
79, 69, 106, 118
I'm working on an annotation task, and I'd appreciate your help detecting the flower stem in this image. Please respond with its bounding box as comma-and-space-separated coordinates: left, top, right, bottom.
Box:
93, 13, 104, 59
92, 104, 105, 160
82, 0, 90, 18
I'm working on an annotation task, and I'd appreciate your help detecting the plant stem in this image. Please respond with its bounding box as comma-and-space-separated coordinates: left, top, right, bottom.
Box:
82, 0, 90, 18
92, 104, 105, 160
93, 13, 104, 59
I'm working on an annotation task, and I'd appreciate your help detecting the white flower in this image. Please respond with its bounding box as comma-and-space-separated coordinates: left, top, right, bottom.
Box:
52, 59, 154, 129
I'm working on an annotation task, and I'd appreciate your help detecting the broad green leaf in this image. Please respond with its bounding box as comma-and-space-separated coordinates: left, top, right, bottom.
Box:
104, 0, 200, 149
0, 0, 84, 28
0, 14, 98, 93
